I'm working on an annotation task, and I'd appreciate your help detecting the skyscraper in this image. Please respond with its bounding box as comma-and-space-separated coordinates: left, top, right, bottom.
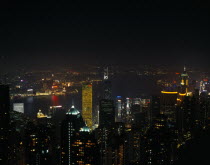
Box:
82, 83, 93, 128
103, 67, 112, 100
25, 121, 52, 165
0, 85, 10, 165
71, 126, 99, 164
98, 99, 115, 165
99, 99, 115, 127
61, 105, 84, 165
116, 96, 123, 122
61, 105, 99, 165
150, 96, 161, 124
177, 96, 193, 140
180, 66, 189, 94
141, 114, 176, 165
160, 91, 178, 124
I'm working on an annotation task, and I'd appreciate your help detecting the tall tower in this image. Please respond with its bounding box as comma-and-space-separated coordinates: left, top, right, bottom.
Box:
61, 105, 84, 165
0, 85, 10, 165
98, 67, 115, 165
104, 67, 109, 80
82, 83, 93, 128
116, 96, 123, 122
103, 67, 112, 100
99, 99, 115, 127
180, 66, 189, 93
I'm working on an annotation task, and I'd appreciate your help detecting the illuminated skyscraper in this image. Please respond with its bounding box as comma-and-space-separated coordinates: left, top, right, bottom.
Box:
71, 126, 99, 164
126, 98, 132, 115
0, 85, 10, 165
199, 79, 210, 94
61, 105, 98, 165
98, 99, 115, 164
160, 91, 178, 124
116, 96, 123, 122
82, 83, 93, 128
122, 98, 133, 124
103, 67, 112, 100
61, 105, 84, 165
180, 66, 189, 94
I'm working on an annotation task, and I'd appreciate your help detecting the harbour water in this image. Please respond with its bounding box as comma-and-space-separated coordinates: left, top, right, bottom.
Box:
11, 94, 81, 118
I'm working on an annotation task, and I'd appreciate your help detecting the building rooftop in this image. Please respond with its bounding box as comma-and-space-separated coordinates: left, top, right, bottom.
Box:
66, 105, 80, 115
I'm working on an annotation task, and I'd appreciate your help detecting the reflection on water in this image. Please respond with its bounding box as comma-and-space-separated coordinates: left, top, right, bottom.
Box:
26, 96, 34, 103
52, 95, 59, 106
11, 94, 81, 118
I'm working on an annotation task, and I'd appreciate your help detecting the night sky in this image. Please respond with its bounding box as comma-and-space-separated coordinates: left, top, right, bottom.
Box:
0, 1, 209, 71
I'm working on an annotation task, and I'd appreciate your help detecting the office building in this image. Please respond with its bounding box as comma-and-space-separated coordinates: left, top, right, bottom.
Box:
71, 126, 99, 164
61, 105, 84, 165
82, 83, 93, 128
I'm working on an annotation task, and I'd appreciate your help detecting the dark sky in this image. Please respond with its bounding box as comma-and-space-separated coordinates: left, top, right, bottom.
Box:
0, 1, 209, 71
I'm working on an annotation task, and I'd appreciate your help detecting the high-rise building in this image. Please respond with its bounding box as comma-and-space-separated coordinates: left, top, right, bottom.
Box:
98, 99, 115, 165
0, 85, 10, 165
141, 114, 176, 165
97, 121, 125, 165
24, 122, 38, 165
82, 83, 93, 128
150, 96, 160, 124
99, 99, 115, 127
124, 128, 141, 164
116, 96, 123, 122
180, 66, 189, 94
61, 105, 99, 165
61, 105, 84, 165
126, 98, 132, 115
122, 98, 133, 124
160, 91, 178, 124
25, 121, 53, 165
71, 126, 99, 164
92, 80, 103, 128
176, 96, 193, 140
103, 67, 112, 100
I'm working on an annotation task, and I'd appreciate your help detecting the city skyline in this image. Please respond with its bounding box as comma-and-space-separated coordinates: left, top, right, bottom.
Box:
1, 1, 210, 165
1, 63, 210, 165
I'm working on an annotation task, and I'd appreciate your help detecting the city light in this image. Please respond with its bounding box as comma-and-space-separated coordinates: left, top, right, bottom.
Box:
161, 91, 178, 94
1, 1, 208, 164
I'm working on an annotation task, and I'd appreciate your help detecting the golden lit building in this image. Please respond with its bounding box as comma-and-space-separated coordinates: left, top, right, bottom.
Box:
180, 66, 189, 94
82, 83, 93, 128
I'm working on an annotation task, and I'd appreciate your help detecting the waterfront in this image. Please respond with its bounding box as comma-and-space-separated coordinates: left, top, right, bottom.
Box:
11, 94, 81, 118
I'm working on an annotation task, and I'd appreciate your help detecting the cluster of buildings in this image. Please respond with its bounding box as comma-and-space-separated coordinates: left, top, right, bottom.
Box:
1, 66, 210, 165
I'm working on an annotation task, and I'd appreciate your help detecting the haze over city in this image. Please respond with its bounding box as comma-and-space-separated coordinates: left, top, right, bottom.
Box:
1, 1, 210, 71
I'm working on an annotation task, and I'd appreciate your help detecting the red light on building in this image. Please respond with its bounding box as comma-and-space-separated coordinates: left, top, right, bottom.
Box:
175, 72, 180, 75
203, 78, 208, 82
